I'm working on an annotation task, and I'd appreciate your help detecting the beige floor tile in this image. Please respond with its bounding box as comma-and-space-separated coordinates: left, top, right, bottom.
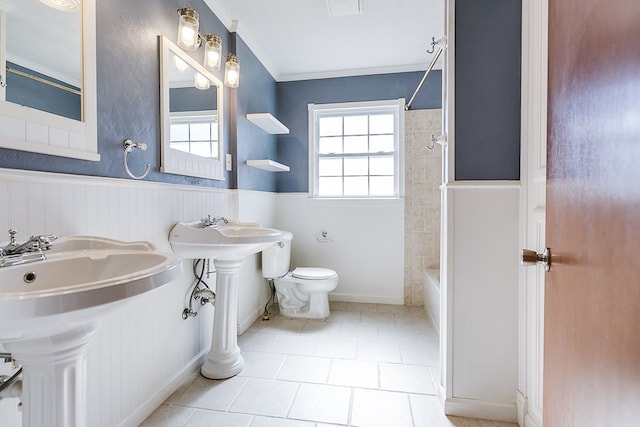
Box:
356, 341, 402, 363
346, 302, 379, 312
379, 363, 436, 394
328, 359, 378, 389
145, 307, 515, 427
377, 325, 422, 345
312, 337, 358, 359
325, 310, 362, 324
400, 340, 440, 366
249, 416, 314, 427
172, 375, 249, 411
300, 320, 341, 338
351, 389, 413, 427
238, 351, 286, 379
228, 378, 298, 418
184, 409, 252, 427
139, 404, 195, 427
338, 323, 378, 341
238, 332, 279, 352
377, 303, 411, 314
287, 383, 351, 425
269, 335, 318, 356
276, 355, 332, 384
329, 301, 347, 311
360, 311, 397, 326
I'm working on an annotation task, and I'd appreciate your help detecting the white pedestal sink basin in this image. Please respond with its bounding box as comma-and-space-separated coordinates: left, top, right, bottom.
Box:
169, 219, 282, 379
0, 236, 181, 427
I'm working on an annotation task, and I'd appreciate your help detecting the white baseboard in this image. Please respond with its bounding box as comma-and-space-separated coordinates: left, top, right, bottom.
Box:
238, 296, 271, 335
444, 397, 518, 423
516, 389, 527, 426
119, 349, 208, 427
329, 293, 404, 305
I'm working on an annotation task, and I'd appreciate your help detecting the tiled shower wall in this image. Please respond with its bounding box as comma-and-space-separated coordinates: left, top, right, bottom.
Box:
0, 168, 274, 426
404, 109, 443, 306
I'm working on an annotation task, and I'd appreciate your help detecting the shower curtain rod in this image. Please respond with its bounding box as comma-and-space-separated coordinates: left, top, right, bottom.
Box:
405, 39, 445, 111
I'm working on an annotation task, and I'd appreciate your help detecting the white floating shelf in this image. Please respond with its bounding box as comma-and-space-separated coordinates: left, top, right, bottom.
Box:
246, 159, 290, 172
246, 113, 289, 134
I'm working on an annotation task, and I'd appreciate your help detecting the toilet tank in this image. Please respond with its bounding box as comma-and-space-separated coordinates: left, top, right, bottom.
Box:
262, 230, 293, 278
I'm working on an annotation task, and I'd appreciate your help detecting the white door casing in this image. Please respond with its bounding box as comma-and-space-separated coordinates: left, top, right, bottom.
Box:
517, 0, 547, 426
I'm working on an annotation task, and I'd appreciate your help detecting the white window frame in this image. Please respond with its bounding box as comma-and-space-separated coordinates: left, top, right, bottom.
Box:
169, 110, 219, 159
308, 98, 405, 200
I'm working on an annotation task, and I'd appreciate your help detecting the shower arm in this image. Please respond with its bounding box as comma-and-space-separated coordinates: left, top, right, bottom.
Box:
406, 36, 447, 111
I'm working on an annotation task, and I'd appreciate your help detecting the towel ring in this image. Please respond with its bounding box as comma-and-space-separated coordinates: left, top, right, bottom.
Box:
123, 139, 151, 180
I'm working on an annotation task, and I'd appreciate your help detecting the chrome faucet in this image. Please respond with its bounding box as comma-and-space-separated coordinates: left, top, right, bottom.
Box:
201, 215, 229, 228
0, 229, 57, 267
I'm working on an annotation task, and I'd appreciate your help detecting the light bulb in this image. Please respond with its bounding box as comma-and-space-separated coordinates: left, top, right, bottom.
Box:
224, 54, 240, 88
194, 73, 210, 90
39, 0, 80, 12
203, 35, 222, 71
177, 8, 200, 51
226, 70, 239, 86
173, 56, 188, 73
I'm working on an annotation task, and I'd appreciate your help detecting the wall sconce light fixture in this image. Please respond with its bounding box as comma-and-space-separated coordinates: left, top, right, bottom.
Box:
203, 35, 223, 71
176, 8, 239, 87
224, 54, 240, 88
177, 7, 200, 51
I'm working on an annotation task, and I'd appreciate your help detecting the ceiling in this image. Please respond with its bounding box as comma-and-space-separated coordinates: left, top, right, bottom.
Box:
204, 0, 445, 82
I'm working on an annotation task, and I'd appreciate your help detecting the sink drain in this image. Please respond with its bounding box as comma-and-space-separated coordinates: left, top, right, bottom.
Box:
23, 272, 36, 283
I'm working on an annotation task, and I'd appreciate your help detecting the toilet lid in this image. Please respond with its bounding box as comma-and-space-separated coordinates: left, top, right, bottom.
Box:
292, 267, 336, 280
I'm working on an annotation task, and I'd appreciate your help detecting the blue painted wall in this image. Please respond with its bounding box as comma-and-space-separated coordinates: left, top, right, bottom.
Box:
455, 0, 521, 180
6, 62, 81, 121
0, 0, 233, 188
170, 87, 218, 112
0, 0, 521, 189
235, 36, 279, 192
275, 71, 442, 192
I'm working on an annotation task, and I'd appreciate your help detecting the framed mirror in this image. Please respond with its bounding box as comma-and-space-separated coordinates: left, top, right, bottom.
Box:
0, 0, 98, 161
159, 36, 224, 180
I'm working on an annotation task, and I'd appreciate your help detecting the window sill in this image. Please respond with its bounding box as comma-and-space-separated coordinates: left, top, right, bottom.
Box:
307, 196, 404, 208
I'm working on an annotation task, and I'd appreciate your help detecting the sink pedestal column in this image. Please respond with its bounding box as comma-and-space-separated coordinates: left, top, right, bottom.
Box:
4, 323, 99, 427
201, 258, 245, 379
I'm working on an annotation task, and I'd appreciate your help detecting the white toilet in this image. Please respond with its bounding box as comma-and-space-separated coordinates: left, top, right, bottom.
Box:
262, 231, 338, 319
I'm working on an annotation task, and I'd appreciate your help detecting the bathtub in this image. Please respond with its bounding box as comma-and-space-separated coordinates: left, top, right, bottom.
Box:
424, 269, 440, 332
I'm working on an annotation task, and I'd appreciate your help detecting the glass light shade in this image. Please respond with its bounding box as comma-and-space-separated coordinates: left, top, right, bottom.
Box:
39, 0, 80, 12
194, 72, 210, 91
173, 56, 188, 73
224, 54, 240, 88
177, 8, 200, 51
203, 35, 222, 71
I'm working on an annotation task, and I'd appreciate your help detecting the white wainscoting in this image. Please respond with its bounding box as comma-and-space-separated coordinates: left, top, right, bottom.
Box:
273, 193, 405, 305
0, 169, 277, 426
440, 181, 520, 422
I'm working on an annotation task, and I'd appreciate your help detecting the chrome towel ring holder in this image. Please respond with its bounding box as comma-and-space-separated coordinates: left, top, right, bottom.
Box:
123, 139, 151, 180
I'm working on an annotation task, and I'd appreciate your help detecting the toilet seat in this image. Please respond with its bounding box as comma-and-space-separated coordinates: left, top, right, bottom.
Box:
292, 267, 336, 280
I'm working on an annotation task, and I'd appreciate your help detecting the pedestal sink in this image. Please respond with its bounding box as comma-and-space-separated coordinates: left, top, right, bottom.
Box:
0, 236, 181, 427
169, 219, 282, 379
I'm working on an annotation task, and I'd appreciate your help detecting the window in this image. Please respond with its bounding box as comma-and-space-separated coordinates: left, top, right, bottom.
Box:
169, 111, 219, 159
309, 99, 404, 198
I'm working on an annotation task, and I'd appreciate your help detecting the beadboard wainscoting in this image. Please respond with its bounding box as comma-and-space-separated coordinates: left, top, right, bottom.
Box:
440, 182, 520, 422
0, 168, 276, 427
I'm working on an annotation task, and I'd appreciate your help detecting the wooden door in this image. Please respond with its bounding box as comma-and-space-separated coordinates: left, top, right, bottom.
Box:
544, 0, 640, 426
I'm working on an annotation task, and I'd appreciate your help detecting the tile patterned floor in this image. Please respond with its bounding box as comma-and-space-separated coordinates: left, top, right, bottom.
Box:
141, 302, 517, 427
